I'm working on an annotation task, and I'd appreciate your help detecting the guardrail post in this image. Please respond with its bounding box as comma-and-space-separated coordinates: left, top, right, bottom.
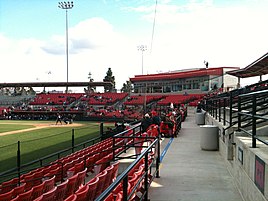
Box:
123, 176, 128, 201
215, 100, 218, 120
218, 99, 221, 122
252, 95, 257, 148
156, 137, 160, 178
207, 99, 211, 113
113, 136, 116, 159
213, 100, 217, 119
59, 162, 64, 182
211, 100, 215, 118
229, 92, 233, 126
144, 153, 149, 201
238, 96, 241, 131
17, 141, 21, 185
72, 129, 75, 153
223, 98, 226, 126
100, 122, 104, 139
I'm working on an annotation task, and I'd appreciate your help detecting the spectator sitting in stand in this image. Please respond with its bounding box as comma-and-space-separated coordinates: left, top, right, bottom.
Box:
141, 113, 153, 133
151, 110, 161, 126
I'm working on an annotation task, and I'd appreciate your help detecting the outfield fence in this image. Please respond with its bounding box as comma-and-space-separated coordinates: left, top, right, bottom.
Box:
0, 122, 110, 182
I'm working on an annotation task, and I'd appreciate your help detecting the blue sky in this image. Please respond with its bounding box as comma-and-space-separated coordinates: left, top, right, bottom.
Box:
1, 0, 268, 92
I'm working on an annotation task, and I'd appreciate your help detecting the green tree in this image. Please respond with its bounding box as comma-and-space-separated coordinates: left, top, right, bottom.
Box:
121, 80, 133, 93
103, 67, 115, 92
27, 87, 36, 95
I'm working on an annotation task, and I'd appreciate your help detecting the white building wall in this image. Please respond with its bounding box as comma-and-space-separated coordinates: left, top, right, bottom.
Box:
223, 68, 239, 90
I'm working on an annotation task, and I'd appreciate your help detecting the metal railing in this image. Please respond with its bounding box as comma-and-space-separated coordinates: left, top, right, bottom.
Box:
237, 89, 268, 148
96, 137, 160, 201
0, 121, 161, 201
0, 123, 106, 183
204, 80, 268, 148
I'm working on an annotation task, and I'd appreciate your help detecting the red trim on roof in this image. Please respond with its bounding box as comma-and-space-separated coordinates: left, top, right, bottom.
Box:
130, 67, 236, 82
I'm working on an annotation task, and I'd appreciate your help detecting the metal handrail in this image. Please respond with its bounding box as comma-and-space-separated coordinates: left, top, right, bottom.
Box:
96, 138, 160, 201
205, 83, 268, 148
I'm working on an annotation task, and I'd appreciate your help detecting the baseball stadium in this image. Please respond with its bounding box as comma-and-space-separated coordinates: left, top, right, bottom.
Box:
0, 49, 268, 201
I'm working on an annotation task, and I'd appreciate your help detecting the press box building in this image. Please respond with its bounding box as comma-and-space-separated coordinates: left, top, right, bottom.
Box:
130, 67, 239, 94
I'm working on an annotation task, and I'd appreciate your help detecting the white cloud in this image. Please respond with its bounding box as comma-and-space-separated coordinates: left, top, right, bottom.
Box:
0, 17, 142, 91
140, 1, 268, 67
1, 0, 268, 91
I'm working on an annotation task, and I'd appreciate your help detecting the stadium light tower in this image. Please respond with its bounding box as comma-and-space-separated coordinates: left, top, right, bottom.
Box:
137, 45, 147, 75
58, 1, 74, 93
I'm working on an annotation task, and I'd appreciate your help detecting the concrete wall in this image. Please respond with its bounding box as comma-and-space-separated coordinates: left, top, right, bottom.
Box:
205, 113, 268, 201
223, 68, 239, 89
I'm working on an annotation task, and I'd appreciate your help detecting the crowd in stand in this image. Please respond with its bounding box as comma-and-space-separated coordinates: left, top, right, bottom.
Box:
0, 92, 202, 122
140, 103, 186, 138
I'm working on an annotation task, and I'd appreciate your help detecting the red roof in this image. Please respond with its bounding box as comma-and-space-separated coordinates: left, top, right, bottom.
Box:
130, 67, 237, 82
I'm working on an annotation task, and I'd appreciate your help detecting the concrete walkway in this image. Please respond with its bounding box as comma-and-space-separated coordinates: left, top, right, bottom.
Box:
149, 107, 244, 201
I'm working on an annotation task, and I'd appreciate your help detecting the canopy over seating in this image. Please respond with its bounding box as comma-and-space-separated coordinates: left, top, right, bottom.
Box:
227, 52, 268, 78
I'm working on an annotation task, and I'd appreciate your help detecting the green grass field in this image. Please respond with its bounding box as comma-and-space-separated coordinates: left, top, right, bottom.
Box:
0, 124, 34, 133
0, 120, 113, 174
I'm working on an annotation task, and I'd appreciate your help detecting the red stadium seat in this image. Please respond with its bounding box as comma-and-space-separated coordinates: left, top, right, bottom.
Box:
16, 188, 33, 201
64, 174, 78, 199
12, 183, 26, 198
32, 182, 45, 200
74, 168, 87, 192
0, 189, 14, 201
75, 184, 88, 201
43, 176, 55, 193
41, 186, 57, 201
0, 178, 19, 194
55, 179, 69, 201
110, 161, 120, 183
64, 194, 77, 201
86, 177, 99, 201
94, 170, 108, 199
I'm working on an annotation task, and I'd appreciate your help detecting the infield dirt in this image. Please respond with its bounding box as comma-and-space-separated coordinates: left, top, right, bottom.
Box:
0, 122, 83, 136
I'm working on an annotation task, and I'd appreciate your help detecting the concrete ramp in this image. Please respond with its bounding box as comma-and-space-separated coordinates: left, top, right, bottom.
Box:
149, 107, 244, 201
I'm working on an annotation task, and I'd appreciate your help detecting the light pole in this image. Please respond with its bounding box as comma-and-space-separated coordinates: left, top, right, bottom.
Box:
58, 1, 74, 93
46, 71, 52, 92
137, 45, 147, 75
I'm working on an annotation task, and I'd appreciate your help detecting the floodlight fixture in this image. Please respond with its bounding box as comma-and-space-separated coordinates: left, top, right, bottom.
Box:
137, 45, 147, 75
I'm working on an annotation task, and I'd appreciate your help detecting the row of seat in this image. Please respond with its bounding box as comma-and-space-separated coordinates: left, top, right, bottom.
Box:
0, 174, 56, 201
124, 95, 163, 105
29, 92, 202, 107
1, 166, 87, 201
86, 109, 141, 120
30, 93, 84, 105
80, 93, 128, 105
1, 125, 153, 201
0, 137, 118, 194
104, 154, 154, 201
0, 161, 119, 201
157, 94, 203, 105
57, 160, 120, 201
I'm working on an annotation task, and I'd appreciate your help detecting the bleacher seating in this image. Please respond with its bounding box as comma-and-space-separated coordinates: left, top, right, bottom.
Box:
29, 93, 84, 105
124, 95, 164, 105
157, 94, 204, 106
82, 92, 128, 105
0, 112, 163, 200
